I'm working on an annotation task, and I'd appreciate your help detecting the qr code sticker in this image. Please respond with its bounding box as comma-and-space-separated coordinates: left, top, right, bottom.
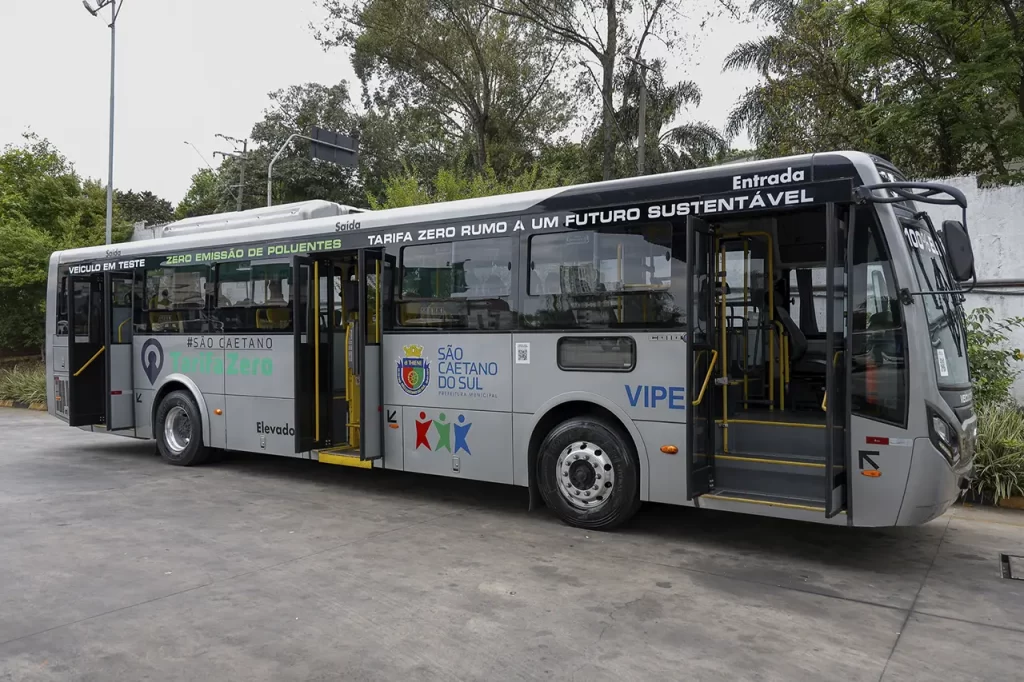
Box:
516, 342, 530, 364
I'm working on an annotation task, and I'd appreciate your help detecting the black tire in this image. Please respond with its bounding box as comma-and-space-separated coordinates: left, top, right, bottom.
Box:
154, 390, 209, 466
537, 416, 641, 530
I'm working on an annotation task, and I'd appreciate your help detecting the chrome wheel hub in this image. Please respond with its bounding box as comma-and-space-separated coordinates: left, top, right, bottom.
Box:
556, 441, 615, 511
164, 405, 192, 454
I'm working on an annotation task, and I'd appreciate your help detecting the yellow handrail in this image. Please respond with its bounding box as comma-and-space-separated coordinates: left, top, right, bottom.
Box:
73, 346, 105, 377
117, 319, 130, 343
692, 350, 719, 406
821, 351, 844, 412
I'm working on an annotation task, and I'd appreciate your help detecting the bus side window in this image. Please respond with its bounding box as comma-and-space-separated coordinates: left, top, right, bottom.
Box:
522, 223, 686, 329
397, 238, 517, 330
216, 260, 293, 333
141, 265, 210, 334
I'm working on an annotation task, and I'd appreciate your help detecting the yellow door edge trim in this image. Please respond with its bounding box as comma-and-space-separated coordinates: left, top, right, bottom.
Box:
719, 418, 826, 430
318, 453, 373, 468
715, 454, 826, 469
702, 494, 827, 513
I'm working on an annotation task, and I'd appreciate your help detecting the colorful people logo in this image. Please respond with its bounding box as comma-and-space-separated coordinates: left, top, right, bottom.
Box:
397, 344, 430, 395
415, 411, 472, 454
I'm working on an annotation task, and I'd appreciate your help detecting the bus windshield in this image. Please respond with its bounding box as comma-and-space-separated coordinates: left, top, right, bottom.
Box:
900, 216, 970, 387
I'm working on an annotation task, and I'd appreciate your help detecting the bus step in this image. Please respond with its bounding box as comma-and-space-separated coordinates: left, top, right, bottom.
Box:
702, 489, 826, 513
715, 451, 825, 469
714, 454, 825, 500
316, 446, 372, 469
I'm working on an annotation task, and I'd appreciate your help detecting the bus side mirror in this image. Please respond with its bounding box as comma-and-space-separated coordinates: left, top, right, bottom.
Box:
941, 220, 975, 282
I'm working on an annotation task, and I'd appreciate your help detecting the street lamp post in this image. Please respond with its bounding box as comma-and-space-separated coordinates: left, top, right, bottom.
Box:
267, 132, 357, 207
83, 0, 123, 246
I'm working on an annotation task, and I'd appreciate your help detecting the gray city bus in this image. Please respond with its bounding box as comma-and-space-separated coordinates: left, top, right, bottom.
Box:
45, 151, 978, 530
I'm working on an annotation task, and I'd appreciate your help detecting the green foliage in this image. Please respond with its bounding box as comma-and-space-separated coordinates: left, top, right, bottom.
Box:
965, 307, 1024, 408
116, 189, 174, 226
174, 168, 222, 219
248, 82, 364, 210
318, 0, 573, 177
725, 0, 1024, 181
972, 402, 1024, 504
0, 363, 46, 404
368, 161, 569, 209
0, 134, 132, 352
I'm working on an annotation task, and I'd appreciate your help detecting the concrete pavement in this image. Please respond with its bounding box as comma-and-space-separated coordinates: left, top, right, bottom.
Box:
1, 409, 1022, 681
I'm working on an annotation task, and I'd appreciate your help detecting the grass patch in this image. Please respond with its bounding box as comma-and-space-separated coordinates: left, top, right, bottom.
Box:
972, 403, 1024, 504
0, 362, 46, 404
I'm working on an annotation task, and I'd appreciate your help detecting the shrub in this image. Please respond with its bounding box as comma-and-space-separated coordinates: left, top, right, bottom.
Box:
965, 307, 1024, 407
0, 362, 46, 404
972, 403, 1024, 504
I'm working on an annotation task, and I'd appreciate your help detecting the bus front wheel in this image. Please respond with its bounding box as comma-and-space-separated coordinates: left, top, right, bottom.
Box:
537, 416, 640, 530
155, 390, 209, 466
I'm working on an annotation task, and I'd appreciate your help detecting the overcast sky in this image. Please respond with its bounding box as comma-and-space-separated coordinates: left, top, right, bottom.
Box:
0, 1, 762, 206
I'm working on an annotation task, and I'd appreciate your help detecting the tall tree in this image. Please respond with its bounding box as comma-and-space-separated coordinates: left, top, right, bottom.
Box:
317, 0, 573, 175
724, 0, 1024, 181
491, 0, 688, 180
244, 81, 364, 210
0, 134, 129, 352
615, 59, 728, 175
174, 168, 223, 219
115, 189, 174, 226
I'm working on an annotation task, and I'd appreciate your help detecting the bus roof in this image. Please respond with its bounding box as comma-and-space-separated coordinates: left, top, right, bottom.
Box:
55, 150, 880, 266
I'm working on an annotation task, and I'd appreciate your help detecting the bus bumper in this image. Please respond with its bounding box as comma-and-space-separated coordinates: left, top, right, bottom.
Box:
896, 437, 972, 526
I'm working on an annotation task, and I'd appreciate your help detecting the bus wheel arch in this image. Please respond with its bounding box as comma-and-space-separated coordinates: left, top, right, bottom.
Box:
151, 375, 211, 448
153, 386, 210, 466
528, 398, 647, 529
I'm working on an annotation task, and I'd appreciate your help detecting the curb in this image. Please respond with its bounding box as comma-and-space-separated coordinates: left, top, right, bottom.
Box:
0, 400, 46, 411
998, 497, 1024, 511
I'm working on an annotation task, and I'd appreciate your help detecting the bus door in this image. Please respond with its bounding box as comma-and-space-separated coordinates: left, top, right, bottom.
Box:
824, 203, 850, 517
293, 256, 332, 453
357, 248, 385, 461
686, 216, 718, 498
104, 271, 136, 431
67, 273, 106, 427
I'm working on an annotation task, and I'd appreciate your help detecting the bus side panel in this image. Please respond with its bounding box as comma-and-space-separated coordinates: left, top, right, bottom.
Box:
636, 419, 689, 506
382, 333, 512, 485
52, 336, 70, 422
511, 333, 686, 425
511, 332, 686, 504
134, 387, 154, 439
226, 396, 302, 458
847, 414, 915, 526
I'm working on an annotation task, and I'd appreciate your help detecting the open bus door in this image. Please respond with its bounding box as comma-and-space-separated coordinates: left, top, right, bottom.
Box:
357, 248, 385, 461
686, 216, 717, 498
67, 273, 106, 427
824, 203, 850, 517
65, 270, 135, 429
104, 271, 136, 431
293, 256, 332, 453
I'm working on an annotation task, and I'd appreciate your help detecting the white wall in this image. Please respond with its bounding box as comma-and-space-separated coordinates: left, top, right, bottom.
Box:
922, 177, 1024, 401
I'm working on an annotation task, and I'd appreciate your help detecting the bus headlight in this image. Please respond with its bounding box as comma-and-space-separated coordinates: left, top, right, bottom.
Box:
928, 408, 960, 466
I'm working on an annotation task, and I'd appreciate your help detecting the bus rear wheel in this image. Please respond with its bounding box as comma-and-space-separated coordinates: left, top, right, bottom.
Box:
537, 416, 640, 530
155, 390, 209, 466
